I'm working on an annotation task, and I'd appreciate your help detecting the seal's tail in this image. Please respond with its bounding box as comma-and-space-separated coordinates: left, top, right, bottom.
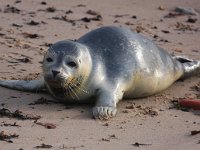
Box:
0, 79, 45, 92
173, 56, 200, 80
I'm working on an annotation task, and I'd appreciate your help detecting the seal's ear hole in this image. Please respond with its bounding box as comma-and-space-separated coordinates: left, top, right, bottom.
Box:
67, 61, 77, 68
46, 57, 53, 62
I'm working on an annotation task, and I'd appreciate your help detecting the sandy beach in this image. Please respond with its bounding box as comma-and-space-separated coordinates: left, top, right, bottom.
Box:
0, 0, 200, 149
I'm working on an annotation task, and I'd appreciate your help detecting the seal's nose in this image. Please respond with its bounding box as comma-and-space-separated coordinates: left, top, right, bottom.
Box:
52, 70, 60, 78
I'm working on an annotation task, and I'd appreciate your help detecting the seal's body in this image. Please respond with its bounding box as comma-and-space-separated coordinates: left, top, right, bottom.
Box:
0, 26, 199, 120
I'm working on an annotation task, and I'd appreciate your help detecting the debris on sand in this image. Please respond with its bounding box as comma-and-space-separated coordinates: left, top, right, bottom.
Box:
34, 121, 57, 129
136, 106, 159, 116
80, 15, 102, 22
52, 10, 102, 25
132, 142, 152, 147
19, 72, 41, 81
191, 82, 200, 98
29, 97, 50, 105
22, 32, 42, 39
158, 5, 165, 11
161, 30, 170, 34
34, 143, 53, 149
80, 10, 102, 22
164, 12, 183, 18
0, 131, 19, 143
12, 23, 23, 28
0, 122, 21, 127
86, 10, 100, 16
101, 138, 110, 142
0, 108, 41, 120
126, 104, 135, 109
66, 10, 73, 14
125, 103, 159, 117
175, 6, 198, 16
41, 42, 53, 47
52, 16, 76, 26
15, 0, 21, 4
170, 98, 200, 111
114, 14, 129, 18
27, 20, 40, 26
174, 22, 198, 31
46, 7, 56, 13
135, 25, 149, 33
4, 5, 21, 14
17, 57, 31, 63
103, 123, 109, 126
75, 4, 86, 7
101, 134, 118, 142
40, 1, 47, 5
178, 99, 200, 110
187, 17, 197, 23
59, 145, 84, 149
191, 82, 200, 92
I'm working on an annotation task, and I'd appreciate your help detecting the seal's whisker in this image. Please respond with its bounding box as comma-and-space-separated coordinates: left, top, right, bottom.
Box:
68, 85, 80, 100
70, 82, 89, 94
64, 87, 75, 100
64, 76, 89, 95
63, 81, 75, 99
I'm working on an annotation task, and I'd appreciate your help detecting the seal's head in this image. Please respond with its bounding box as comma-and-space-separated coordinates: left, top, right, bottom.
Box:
43, 40, 92, 101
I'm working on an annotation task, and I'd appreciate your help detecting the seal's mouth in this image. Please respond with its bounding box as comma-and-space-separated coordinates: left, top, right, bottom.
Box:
46, 76, 85, 100
51, 87, 66, 97
48, 80, 63, 87
47, 80, 66, 98
48, 81, 75, 98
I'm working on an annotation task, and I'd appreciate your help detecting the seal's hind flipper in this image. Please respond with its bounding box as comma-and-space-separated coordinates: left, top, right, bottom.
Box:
0, 79, 46, 92
181, 60, 200, 79
173, 56, 200, 79
172, 55, 193, 63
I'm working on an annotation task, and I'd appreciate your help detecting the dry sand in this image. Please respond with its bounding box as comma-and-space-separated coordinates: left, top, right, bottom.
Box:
0, 0, 200, 150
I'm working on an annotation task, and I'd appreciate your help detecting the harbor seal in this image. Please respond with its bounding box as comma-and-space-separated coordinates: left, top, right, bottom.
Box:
0, 26, 199, 120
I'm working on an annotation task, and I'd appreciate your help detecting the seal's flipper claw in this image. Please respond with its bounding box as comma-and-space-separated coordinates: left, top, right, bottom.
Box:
92, 106, 117, 120
0, 79, 46, 92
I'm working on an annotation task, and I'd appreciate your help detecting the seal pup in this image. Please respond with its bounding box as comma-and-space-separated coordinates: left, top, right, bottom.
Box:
0, 26, 199, 120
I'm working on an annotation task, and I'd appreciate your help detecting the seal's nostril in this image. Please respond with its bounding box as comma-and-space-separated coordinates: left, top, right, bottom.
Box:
52, 70, 60, 78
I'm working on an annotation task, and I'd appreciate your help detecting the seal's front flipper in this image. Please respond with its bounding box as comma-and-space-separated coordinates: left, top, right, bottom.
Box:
0, 79, 46, 92
92, 85, 124, 120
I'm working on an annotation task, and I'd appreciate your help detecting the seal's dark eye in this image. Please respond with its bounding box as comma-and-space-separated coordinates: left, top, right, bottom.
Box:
46, 57, 53, 62
67, 61, 77, 68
